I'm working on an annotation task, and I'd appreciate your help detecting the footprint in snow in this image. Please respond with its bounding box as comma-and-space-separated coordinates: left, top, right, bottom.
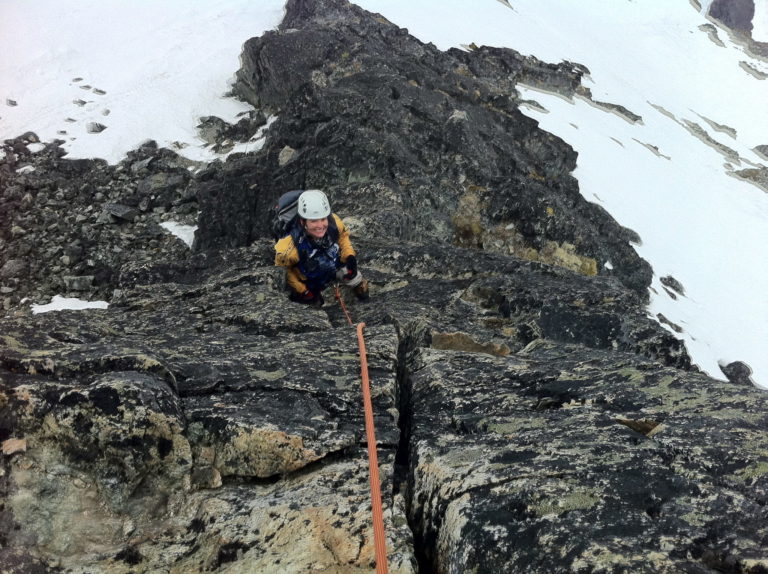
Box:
93, 88, 106, 95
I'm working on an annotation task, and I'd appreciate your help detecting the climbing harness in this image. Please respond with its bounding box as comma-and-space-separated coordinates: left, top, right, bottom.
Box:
295, 233, 341, 292
335, 285, 389, 574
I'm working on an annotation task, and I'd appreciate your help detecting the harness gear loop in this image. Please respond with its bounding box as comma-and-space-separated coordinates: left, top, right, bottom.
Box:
356, 321, 389, 574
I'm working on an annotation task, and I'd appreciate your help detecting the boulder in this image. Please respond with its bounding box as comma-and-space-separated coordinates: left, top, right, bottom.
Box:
0, 259, 26, 280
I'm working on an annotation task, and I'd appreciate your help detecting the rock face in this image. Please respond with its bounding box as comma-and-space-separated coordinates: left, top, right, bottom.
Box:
406, 342, 768, 573
708, 0, 755, 34
1, 250, 415, 573
2, 0, 768, 572
203, 0, 651, 294
705, 0, 768, 57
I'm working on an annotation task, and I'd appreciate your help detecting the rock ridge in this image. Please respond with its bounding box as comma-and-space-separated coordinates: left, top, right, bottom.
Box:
2, 0, 767, 572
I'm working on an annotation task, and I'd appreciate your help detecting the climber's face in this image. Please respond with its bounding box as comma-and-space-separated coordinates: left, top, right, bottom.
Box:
304, 217, 328, 239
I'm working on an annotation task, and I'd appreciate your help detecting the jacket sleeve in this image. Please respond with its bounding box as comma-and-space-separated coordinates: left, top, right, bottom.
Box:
334, 214, 357, 262
275, 235, 308, 294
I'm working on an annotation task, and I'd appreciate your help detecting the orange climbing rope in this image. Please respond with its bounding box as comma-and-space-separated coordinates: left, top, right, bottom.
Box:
357, 321, 389, 574
334, 284, 355, 327
335, 285, 389, 574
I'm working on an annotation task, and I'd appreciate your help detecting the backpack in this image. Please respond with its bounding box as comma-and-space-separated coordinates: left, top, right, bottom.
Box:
270, 190, 303, 240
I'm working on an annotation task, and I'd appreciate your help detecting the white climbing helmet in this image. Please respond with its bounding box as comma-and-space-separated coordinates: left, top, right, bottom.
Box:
297, 189, 331, 219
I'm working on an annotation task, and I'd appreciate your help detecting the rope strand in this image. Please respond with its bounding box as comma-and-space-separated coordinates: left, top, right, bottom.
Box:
357, 322, 389, 574
334, 284, 354, 326
335, 285, 389, 572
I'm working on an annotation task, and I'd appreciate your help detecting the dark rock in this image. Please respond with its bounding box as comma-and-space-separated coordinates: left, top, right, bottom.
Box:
212, 0, 652, 294
0, 259, 26, 279
62, 275, 93, 291
196, 111, 267, 150
706, 0, 768, 57
136, 172, 189, 209
404, 340, 768, 573
656, 312, 684, 333
196, 115, 234, 145
708, 0, 755, 34
18, 132, 39, 144
719, 360, 756, 386
0, 254, 415, 571
660, 274, 685, 297
105, 203, 139, 221
0, 137, 195, 304
734, 165, 768, 192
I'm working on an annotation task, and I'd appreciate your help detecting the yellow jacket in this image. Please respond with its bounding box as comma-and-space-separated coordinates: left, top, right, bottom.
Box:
274, 214, 356, 294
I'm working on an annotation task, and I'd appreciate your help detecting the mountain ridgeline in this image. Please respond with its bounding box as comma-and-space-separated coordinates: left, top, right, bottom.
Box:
2, 0, 767, 572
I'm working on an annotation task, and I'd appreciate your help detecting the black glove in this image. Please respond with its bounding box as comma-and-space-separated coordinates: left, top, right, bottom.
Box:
343, 255, 357, 279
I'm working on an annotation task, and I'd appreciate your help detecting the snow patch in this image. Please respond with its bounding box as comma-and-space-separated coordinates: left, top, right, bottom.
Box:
31, 295, 109, 314
160, 221, 197, 248
753, 0, 768, 42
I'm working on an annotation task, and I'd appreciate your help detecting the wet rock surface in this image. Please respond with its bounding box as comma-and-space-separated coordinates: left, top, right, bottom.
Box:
2, 0, 767, 572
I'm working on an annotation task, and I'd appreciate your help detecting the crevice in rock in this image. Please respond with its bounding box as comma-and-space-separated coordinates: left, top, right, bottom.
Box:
391, 318, 433, 573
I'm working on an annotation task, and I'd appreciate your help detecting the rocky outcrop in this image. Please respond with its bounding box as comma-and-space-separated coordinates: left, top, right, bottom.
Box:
406, 341, 768, 573
704, 0, 768, 57
1, 249, 415, 573
205, 0, 652, 294
708, 0, 755, 34
0, 137, 199, 308
2, 0, 767, 572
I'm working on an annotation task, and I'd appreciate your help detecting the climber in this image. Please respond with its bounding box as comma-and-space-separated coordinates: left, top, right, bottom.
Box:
274, 189, 369, 305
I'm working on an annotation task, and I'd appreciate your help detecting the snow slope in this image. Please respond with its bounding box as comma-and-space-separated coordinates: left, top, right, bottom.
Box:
2, 0, 767, 387
0, 0, 284, 163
